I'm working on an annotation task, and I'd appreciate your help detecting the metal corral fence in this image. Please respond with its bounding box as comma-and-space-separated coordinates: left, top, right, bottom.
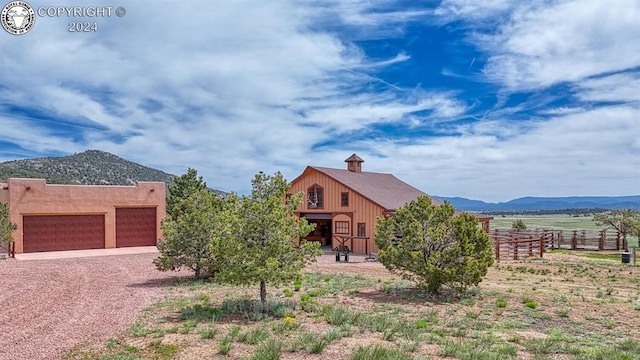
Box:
490, 229, 623, 260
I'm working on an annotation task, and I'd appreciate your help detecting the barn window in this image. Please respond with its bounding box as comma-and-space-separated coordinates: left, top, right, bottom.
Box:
335, 221, 349, 234
357, 223, 366, 237
341, 192, 349, 207
307, 185, 324, 209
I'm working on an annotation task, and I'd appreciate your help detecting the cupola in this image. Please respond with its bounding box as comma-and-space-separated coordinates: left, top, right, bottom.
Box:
344, 153, 364, 173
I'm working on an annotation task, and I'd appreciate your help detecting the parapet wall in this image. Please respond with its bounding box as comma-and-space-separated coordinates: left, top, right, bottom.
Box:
7, 178, 166, 253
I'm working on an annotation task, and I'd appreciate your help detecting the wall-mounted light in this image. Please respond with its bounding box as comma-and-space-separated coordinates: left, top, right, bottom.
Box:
150, 188, 155, 192
12, 223, 17, 230
25, 186, 31, 191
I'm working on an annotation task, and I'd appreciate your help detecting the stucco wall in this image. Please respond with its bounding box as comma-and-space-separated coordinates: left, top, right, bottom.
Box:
7, 178, 165, 253
0, 183, 8, 204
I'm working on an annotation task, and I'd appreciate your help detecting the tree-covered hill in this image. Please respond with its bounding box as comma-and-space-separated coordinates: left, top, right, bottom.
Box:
0, 150, 174, 185
0, 165, 71, 184
0, 150, 226, 196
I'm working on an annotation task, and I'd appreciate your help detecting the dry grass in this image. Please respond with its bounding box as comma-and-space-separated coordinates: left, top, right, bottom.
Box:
64, 252, 640, 359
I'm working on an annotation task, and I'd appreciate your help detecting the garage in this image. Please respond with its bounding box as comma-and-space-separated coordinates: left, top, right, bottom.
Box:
22, 215, 105, 253
116, 207, 157, 248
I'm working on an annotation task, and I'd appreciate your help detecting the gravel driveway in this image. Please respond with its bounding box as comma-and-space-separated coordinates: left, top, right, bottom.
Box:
0, 253, 187, 360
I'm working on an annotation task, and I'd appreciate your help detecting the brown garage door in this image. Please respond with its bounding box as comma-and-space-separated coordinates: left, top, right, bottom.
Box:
23, 215, 105, 253
116, 208, 157, 247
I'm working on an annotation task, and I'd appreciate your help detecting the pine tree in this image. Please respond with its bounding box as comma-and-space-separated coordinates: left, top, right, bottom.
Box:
0, 202, 12, 248
212, 171, 321, 304
166, 168, 207, 219
154, 188, 224, 278
375, 197, 494, 294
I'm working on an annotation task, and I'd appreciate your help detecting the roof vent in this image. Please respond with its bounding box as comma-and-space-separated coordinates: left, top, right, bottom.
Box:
345, 153, 364, 173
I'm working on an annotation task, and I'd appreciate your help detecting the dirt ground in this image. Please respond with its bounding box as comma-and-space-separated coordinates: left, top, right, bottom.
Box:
0, 253, 189, 360
2, 251, 640, 360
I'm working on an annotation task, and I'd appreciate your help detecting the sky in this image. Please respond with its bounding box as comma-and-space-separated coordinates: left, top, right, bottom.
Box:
0, 0, 639, 202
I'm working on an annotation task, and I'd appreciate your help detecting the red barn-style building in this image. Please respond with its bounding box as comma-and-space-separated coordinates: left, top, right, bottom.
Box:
288, 154, 492, 255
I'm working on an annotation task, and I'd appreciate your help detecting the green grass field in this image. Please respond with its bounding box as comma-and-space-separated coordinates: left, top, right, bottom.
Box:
489, 214, 602, 230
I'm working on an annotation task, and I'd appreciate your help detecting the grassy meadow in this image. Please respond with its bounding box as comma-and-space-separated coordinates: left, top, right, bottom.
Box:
489, 214, 639, 248
489, 214, 603, 230
65, 250, 640, 360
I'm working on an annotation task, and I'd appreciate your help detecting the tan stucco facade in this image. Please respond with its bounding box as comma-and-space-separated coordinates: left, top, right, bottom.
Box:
1, 178, 165, 254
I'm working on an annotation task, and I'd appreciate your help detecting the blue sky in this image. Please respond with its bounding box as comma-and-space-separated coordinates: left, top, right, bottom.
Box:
1, 0, 639, 202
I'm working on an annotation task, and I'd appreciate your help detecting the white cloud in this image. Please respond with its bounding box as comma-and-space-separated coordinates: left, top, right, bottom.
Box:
435, 0, 517, 22
0, 0, 450, 193
440, 0, 640, 90
305, 0, 432, 39
576, 73, 640, 103
2, 0, 639, 202
353, 105, 640, 201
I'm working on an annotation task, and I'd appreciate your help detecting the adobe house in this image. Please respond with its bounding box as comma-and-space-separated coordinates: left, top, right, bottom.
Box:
288, 154, 492, 255
0, 178, 165, 254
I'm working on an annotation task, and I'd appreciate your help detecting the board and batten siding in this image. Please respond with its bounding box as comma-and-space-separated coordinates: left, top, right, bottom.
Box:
288, 168, 385, 254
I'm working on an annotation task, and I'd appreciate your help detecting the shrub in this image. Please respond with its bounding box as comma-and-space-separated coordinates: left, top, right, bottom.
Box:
154, 186, 224, 279
248, 338, 282, 360
0, 202, 13, 249
375, 198, 494, 294
218, 337, 233, 355
349, 345, 413, 360
524, 301, 537, 309
180, 304, 222, 323
511, 219, 527, 230
198, 327, 218, 339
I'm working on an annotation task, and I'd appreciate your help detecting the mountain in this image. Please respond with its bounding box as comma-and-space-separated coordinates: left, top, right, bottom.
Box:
435, 195, 640, 212
0, 150, 225, 196
0, 150, 174, 185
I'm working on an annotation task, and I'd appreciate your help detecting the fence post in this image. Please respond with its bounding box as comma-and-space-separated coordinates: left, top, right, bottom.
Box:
572, 231, 577, 250
616, 232, 621, 250
599, 230, 605, 251
494, 240, 500, 260
558, 230, 563, 248
513, 241, 518, 260
539, 237, 544, 257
